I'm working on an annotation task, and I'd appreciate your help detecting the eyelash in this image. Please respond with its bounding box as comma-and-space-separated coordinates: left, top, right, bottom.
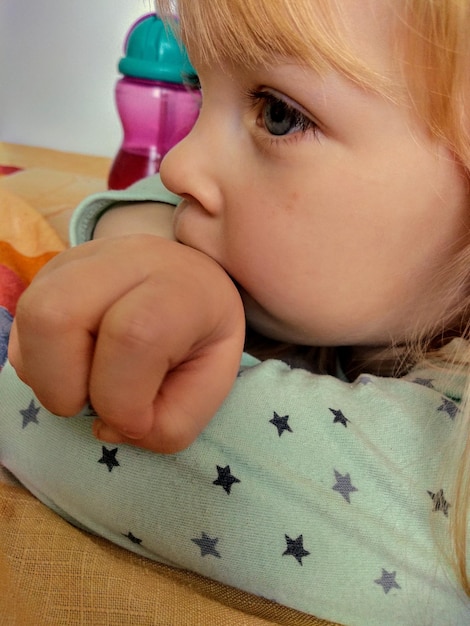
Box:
181, 76, 319, 146
245, 88, 319, 139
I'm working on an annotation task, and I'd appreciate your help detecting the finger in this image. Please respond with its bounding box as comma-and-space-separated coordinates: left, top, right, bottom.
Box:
91, 295, 245, 453
13, 251, 149, 415
92, 419, 126, 444
14, 287, 95, 415
88, 277, 187, 439
92, 337, 243, 452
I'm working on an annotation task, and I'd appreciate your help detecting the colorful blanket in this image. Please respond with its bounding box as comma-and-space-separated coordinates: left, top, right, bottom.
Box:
0, 186, 64, 369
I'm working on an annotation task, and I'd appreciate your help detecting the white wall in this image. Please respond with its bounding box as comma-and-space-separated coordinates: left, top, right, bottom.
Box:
0, 0, 156, 157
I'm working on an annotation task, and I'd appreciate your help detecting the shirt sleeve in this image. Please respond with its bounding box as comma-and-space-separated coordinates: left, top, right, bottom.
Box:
0, 351, 467, 624
69, 174, 181, 246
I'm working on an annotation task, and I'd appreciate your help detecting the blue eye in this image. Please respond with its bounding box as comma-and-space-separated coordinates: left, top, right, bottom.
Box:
263, 97, 304, 135
248, 90, 317, 137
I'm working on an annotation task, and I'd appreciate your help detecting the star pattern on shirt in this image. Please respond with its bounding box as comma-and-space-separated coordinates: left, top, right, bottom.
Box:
428, 489, 450, 517
283, 534, 310, 565
20, 399, 40, 428
98, 446, 120, 472
269, 411, 293, 436
213, 465, 241, 494
332, 470, 358, 503
329, 408, 349, 427
16, 348, 457, 615
123, 531, 142, 545
437, 397, 459, 420
374, 569, 401, 594
192, 532, 221, 558
84, 403, 98, 418
412, 378, 435, 389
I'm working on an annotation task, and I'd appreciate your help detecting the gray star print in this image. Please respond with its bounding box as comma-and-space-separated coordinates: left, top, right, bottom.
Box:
374, 569, 401, 594
437, 397, 459, 420
192, 532, 221, 558
98, 446, 120, 472
85, 403, 98, 418
428, 489, 450, 517
123, 531, 142, 545
20, 399, 40, 428
283, 534, 310, 565
213, 465, 241, 494
332, 470, 358, 503
412, 378, 434, 389
329, 408, 349, 427
269, 412, 293, 436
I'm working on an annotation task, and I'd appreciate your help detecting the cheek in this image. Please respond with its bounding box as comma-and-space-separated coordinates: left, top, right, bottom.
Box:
225, 214, 321, 325
221, 177, 349, 302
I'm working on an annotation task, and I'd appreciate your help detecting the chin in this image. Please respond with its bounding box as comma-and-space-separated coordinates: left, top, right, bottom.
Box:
240, 289, 350, 346
240, 292, 301, 344
244, 307, 310, 345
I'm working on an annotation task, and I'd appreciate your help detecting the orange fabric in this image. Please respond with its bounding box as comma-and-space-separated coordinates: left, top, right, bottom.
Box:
0, 240, 58, 285
0, 185, 64, 256
0, 186, 63, 317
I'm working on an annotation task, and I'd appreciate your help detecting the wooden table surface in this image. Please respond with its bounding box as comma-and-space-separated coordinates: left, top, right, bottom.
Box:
0, 142, 111, 178
0, 142, 112, 243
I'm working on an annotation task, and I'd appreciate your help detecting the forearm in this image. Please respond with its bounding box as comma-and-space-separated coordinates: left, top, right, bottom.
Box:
70, 174, 180, 245
93, 202, 176, 240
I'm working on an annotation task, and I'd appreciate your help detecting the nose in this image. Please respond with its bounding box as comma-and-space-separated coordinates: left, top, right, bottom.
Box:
160, 116, 224, 216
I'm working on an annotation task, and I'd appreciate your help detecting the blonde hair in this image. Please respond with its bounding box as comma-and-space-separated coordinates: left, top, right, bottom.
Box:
156, 0, 470, 594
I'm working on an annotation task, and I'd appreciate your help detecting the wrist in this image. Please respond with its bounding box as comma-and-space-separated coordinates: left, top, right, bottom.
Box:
93, 202, 176, 240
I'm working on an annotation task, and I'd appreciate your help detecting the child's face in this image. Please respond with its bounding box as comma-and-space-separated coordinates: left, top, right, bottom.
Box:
160, 4, 470, 347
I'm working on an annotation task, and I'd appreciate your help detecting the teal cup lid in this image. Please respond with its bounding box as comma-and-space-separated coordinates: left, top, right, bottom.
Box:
118, 14, 195, 84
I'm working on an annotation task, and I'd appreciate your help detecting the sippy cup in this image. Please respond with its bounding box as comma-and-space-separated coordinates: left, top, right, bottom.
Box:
108, 14, 200, 189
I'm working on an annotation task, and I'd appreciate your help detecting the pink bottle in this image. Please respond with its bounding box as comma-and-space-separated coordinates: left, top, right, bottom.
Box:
108, 14, 201, 190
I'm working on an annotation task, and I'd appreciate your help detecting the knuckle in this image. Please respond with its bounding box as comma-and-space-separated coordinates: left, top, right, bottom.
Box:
103, 309, 161, 351
153, 411, 197, 454
35, 393, 83, 418
16, 290, 76, 335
